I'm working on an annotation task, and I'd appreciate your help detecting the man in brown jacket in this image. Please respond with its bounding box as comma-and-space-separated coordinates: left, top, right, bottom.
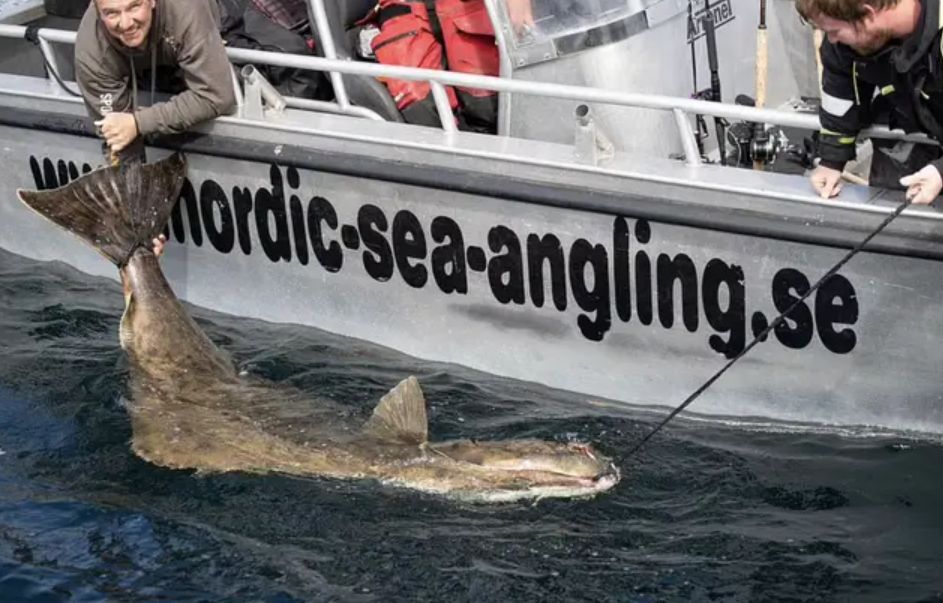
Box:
75, 0, 236, 161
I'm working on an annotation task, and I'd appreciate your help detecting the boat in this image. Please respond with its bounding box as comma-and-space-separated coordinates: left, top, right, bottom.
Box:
1, 0, 941, 434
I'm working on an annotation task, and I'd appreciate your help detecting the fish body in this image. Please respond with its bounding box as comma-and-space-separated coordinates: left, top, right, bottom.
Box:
17, 154, 619, 502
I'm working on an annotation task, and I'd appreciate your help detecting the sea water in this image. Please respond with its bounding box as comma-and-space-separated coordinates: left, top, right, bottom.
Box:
0, 248, 941, 602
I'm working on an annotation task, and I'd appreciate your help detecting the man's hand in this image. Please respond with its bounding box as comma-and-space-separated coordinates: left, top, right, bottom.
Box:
152, 234, 167, 258
899, 164, 943, 205
94, 112, 139, 153
809, 164, 843, 199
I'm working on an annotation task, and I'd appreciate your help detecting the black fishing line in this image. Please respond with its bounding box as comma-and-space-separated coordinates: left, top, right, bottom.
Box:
626, 197, 912, 458
24, 25, 82, 98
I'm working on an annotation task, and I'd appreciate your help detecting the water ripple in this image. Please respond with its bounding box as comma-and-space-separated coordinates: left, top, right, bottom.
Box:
1, 248, 942, 601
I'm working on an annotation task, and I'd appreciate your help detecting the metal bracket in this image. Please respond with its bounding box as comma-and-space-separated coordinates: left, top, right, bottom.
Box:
573, 105, 615, 166
240, 65, 286, 120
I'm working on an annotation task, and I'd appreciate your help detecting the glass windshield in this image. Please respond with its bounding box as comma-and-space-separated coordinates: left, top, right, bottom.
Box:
503, 0, 646, 46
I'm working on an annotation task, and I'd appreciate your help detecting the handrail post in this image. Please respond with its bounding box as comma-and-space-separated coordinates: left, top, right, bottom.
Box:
482, 0, 513, 136
306, 0, 351, 109
37, 36, 61, 90
673, 108, 703, 167
230, 65, 244, 110
430, 81, 457, 133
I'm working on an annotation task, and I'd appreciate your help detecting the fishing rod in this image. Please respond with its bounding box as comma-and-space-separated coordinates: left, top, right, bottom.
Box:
688, 0, 708, 157
752, 0, 771, 170
702, 0, 727, 165
625, 198, 912, 458
688, 0, 725, 163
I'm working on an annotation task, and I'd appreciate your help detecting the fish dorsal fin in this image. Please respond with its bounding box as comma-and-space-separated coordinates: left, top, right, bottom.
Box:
363, 376, 428, 445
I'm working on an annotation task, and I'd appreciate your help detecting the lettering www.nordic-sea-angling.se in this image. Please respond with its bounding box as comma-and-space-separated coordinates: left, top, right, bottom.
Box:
30, 156, 859, 358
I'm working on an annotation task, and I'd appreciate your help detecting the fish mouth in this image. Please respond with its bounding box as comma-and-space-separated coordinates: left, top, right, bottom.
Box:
513, 460, 621, 491
589, 462, 621, 489
425, 439, 621, 500
448, 462, 621, 503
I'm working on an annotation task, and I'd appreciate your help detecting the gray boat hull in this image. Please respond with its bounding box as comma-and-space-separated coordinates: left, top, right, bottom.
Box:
1, 78, 941, 434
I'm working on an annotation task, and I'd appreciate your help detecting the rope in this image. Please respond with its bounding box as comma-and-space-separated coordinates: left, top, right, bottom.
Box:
625, 198, 912, 458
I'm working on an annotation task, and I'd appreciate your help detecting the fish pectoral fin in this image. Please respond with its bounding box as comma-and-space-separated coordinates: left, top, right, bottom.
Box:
362, 376, 428, 445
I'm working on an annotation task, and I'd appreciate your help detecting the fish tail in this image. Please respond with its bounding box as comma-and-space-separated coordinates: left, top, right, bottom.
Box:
16, 153, 187, 266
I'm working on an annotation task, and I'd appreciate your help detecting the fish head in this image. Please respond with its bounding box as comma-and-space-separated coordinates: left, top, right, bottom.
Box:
422, 438, 620, 502
363, 377, 619, 501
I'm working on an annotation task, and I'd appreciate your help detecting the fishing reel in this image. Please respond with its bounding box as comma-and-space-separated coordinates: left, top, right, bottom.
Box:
722, 95, 785, 168
724, 120, 781, 167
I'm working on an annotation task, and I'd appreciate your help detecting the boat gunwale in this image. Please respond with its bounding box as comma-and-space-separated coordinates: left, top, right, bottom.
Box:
3, 94, 943, 263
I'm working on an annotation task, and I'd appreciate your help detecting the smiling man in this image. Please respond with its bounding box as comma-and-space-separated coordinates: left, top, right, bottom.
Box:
75, 0, 236, 162
798, 0, 943, 204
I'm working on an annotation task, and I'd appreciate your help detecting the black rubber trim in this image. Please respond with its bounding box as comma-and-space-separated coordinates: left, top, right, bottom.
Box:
552, 12, 650, 58
377, 5, 413, 28
2, 104, 941, 261
43, 0, 91, 19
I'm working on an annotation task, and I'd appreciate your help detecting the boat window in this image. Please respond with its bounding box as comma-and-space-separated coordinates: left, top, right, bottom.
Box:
500, 0, 680, 65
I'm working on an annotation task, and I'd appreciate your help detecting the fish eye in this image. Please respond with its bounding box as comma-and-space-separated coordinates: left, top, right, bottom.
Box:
568, 442, 597, 460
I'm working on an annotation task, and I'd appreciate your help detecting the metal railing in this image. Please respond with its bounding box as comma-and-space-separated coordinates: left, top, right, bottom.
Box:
0, 22, 931, 167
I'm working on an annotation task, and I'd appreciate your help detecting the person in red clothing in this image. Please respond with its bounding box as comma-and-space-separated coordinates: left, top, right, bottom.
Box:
364, 0, 499, 132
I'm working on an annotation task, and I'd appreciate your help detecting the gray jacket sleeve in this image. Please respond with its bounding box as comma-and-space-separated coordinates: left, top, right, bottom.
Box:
133, 2, 236, 136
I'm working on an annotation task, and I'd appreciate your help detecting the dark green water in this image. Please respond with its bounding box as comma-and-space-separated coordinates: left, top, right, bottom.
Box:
0, 248, 941, 602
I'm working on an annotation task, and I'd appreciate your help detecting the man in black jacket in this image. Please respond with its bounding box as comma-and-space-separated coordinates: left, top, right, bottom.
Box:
798, 0, 943, 204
